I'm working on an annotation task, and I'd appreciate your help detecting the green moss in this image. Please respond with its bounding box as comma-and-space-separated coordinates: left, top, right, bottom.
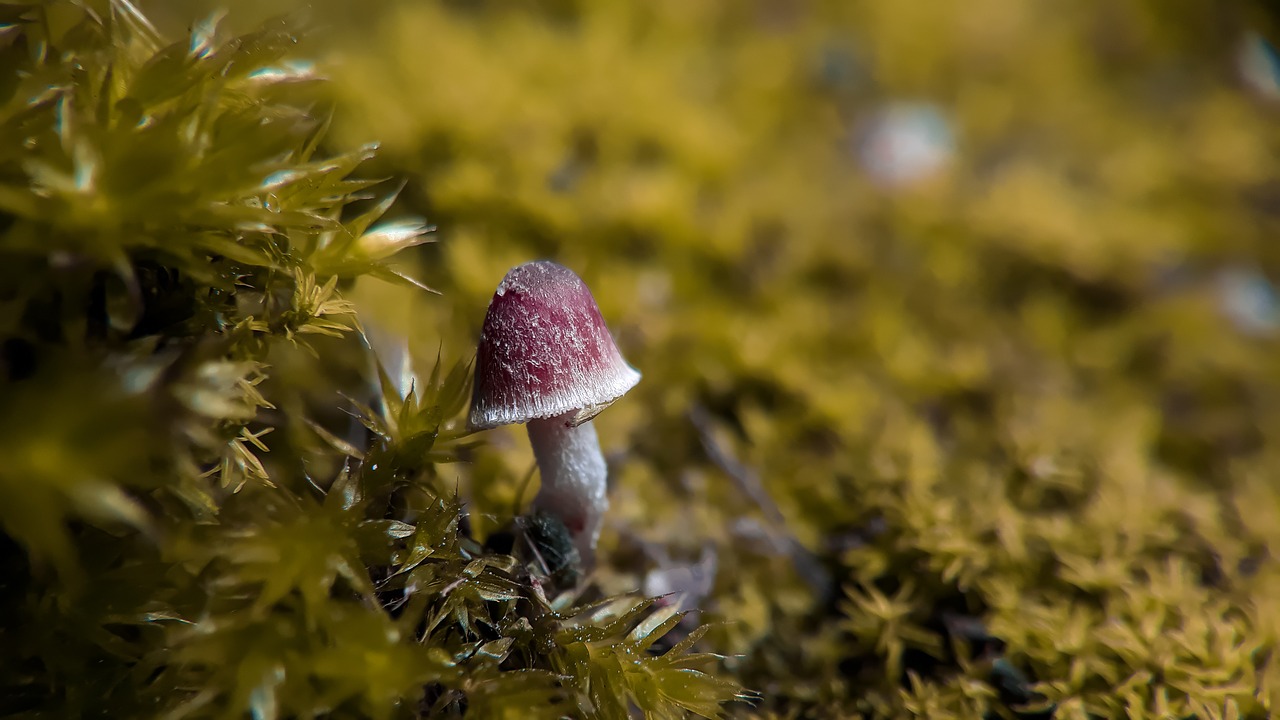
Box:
5, 0, 1280, 717
320, 1, 1280, 717
0, 2, 744, 718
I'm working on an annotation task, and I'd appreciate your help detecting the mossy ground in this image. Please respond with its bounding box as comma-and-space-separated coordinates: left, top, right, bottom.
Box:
2, 1, 1280, 718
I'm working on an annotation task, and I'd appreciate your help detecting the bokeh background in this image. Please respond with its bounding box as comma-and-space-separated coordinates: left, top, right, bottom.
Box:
11, 0, 1280, 716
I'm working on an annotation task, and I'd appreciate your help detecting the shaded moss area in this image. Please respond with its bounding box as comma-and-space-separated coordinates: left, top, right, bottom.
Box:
4, 0, 1280, 718
0, 3, 745, 718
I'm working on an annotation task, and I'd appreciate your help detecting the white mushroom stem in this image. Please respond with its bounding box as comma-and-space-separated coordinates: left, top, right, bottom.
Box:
526, 411, 609, 563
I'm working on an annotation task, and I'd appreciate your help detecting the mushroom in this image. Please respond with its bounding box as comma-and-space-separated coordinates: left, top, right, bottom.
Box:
469, 261, 640, 562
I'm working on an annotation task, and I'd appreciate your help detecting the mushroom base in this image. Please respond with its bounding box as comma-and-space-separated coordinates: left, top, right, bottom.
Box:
527, 412, 609, 564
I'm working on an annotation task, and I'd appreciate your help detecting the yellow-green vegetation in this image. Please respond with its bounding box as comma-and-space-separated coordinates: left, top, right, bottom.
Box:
3, 0, 1280, 718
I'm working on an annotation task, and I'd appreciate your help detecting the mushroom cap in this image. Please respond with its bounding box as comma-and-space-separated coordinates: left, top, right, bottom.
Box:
469, 261, 641, 430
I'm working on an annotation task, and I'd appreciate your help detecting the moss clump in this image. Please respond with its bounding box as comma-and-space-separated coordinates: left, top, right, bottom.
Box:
322, 1, 1280, 717
6, 0, 1280, 718
0, 3, 745, 718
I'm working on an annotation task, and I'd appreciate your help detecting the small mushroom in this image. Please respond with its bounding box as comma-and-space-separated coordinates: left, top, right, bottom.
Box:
469, 261, 640, 562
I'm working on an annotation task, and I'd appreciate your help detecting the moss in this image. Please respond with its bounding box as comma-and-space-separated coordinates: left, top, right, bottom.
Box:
0, 3, 745, 718
5, 0, 1280, 718
321, 1, 1280, 717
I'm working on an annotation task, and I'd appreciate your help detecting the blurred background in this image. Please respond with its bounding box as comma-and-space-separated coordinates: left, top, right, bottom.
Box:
115, 0, 1280, 714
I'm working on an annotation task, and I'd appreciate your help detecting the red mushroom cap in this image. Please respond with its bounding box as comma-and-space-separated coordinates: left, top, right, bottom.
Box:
469, 261, 641, 430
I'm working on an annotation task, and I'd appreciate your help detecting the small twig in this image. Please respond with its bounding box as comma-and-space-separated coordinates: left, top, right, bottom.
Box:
688, 404, 834, 601
512, 462, 537, 517
688, 405, 788, 528
439, 577, 465, 597
519, 520, 554, 578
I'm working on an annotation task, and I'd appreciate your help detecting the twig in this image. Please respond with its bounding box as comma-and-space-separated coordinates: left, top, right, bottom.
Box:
688, 404, 834, 601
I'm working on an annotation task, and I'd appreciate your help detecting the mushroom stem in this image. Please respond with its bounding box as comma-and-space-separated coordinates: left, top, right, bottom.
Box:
526, 411, 609, 563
